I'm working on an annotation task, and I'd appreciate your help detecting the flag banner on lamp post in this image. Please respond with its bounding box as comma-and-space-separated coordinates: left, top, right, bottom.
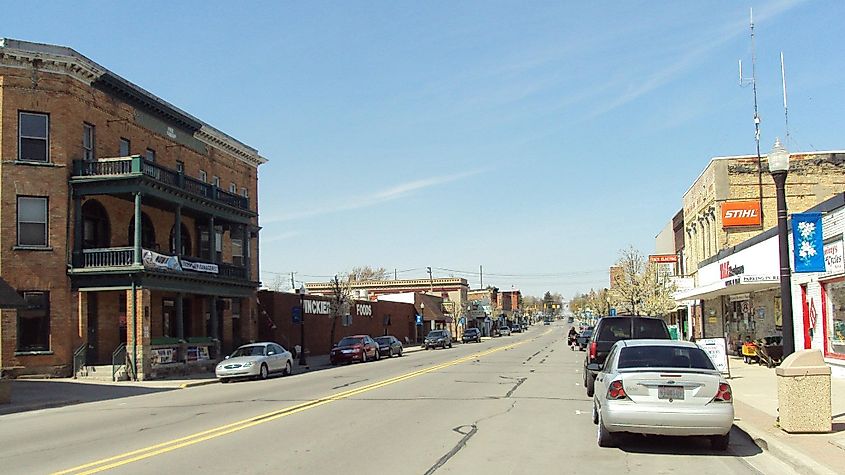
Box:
792, 212, 825, 273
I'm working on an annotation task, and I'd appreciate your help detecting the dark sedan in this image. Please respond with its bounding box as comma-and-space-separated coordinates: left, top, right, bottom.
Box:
462, 328, 481, 343
375, 335, 403, 357
576, 327, 594, 350
330, 335, 380, 365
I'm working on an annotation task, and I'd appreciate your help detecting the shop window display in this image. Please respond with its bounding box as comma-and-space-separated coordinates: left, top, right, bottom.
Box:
824, 280, 845, 356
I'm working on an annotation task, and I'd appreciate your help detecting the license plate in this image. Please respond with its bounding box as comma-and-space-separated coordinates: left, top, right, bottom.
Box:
658, 385, 685, 400
342, 349, 353, 354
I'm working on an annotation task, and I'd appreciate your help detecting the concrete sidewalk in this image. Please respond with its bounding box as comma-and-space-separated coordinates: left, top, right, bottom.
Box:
0, 343, 432, 415
729, 355, 845, 474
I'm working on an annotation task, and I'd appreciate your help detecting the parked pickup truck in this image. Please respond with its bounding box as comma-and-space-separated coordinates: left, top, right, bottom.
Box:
582, 316, 671, 397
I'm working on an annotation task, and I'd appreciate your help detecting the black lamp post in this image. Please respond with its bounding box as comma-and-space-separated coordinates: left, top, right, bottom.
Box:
297, 284, 308, 366
769, 138, 795, 357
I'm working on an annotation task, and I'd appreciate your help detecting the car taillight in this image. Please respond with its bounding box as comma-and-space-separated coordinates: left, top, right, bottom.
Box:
713, 382, 732, 402
606, 380, 628, 400
589, 341, 597, 360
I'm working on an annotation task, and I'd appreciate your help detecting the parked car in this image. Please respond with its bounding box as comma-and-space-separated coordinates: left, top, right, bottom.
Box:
576, 327, 594, 350
584, 316, 671, 397
511, 325, 522, 333
330, 335, 380, 365
375, 335, 403, 357
216, 342, 293, 382
590, 339, 733, 450
499, 326, 512, 336
544, 320, 551, 325
462, 328, 482, 343
424, 329, 452, 349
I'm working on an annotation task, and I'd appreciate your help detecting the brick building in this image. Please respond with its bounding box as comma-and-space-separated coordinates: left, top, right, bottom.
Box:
0, 39, 266, 379
257, 291, 417, 356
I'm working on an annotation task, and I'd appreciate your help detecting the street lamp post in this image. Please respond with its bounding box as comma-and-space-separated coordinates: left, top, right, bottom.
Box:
769, 138, 795, 357
419, 302, 425, 343
297, 284, 308, 366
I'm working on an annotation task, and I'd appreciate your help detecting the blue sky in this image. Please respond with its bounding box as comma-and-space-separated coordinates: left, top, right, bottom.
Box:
5, 1, 843, 298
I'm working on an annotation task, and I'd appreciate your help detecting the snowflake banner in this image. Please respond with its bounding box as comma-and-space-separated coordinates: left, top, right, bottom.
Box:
792, 212, 825, 273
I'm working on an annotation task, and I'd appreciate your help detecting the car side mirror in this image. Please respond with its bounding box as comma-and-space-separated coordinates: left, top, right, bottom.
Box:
586, 363, 603, 372
333, 343, 338, 348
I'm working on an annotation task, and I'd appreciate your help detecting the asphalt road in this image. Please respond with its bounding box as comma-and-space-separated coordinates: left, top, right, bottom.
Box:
1, 322, 796, 474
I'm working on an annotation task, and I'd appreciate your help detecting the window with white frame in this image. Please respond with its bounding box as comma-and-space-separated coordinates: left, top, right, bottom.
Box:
229, 183, 237, 194
83, 123, 95, 161
145, 148, 156, 162
212, 176, 220, 188
17, 196, 48, 247
19, 112, 49, 162
199, 170, 207, 183
231, 228, 244, 266
240, 187, 248, 198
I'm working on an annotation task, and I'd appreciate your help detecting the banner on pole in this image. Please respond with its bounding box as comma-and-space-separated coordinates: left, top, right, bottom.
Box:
792, 212, 825, 273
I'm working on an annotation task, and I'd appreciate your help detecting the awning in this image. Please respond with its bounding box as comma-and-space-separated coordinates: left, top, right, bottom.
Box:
675, 275, 779, 301
0, 276, 25, 308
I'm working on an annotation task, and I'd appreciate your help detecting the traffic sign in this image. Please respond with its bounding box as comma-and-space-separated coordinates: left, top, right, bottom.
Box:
609, 308, 617, 316
416, 314, 423, 325
292, 306, 302, 324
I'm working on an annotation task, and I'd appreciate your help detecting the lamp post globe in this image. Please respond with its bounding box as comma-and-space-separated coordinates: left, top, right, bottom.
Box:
768, 137, 795, 357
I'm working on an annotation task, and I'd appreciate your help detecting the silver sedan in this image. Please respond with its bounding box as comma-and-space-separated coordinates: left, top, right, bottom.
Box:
216, 342, 293, 382
588, 339, 734, 450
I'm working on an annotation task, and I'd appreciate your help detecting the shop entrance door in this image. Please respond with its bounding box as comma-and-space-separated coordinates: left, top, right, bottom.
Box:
86, 293, 100, 365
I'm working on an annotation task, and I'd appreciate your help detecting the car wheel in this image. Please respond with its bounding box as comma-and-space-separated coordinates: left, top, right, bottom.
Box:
592, 402, 598, 425
597, 410, 615, 448
710, 433, 730, 451
259, 363, 269, 380
283, 361, 292, 376
586, 374, 595, 397
374, 350, 380, 361
389, 348, 394, 358
362, 352, 368, 363
398, 348, 403, 357
448, 342, 452, 348
220, 378, 230, 384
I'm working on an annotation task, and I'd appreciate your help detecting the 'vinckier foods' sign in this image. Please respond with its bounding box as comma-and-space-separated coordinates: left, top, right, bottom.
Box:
721, 201, 762, 228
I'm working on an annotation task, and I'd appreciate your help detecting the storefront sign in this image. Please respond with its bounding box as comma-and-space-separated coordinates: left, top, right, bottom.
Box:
180, 259, 219, 274
720, 261, 745, 279
721, 201, 762, 228
697, 337, 730, 376
150, 347, 174, 365
823, 239, 844, 276
303, 299, 331, 315
142, 250, 182, 271
649, 254, 678, 263
792, 212, 825, 273
356, 303, 372, 316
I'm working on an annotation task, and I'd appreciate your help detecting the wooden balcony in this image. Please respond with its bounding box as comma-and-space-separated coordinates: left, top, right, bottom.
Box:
72, 156, 250, 212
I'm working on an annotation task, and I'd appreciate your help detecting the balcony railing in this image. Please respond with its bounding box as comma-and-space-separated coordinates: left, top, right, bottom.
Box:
73, 156, 250, 211
76, 247, 249, 281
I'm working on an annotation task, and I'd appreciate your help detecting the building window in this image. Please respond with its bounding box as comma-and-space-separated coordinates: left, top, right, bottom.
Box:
229, 183, 237, 194
145, 148, 156, 162
199, 170, 207, 183
824, 280, 845, 358
231, 228, 244, 266
240, 187, 248, 198
119, 138, 131, 156
176, 161, 185, 173
19, 112, 49, 162
83, 123, 95, 161
17, 291, 50, 352
212, 176, 220, 188
17, 196, 48, 247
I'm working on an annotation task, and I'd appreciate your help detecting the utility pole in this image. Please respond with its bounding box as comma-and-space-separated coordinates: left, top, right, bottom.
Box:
290, 272, 296, 290
394, 268, 398, 280
427, 266, 434, 293
480, 265, 483, 289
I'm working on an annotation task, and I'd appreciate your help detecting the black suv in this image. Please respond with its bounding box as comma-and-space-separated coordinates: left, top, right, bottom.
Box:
462, 328, 481, 343
424, 329, 452, 349
582, 316, 670, 396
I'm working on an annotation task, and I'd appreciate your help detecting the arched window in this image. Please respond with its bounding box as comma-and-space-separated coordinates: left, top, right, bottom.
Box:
128, 212, 156, 250
170, 223, 192, 256
81, 200, 111, 248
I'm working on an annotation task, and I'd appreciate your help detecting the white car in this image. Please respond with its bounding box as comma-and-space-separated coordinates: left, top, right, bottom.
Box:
499, 326, 511, 336
589, 339, 734, 450
216, 342, 293, 383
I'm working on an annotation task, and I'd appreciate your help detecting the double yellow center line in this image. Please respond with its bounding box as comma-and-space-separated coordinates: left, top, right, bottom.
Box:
54, 336, 541, 474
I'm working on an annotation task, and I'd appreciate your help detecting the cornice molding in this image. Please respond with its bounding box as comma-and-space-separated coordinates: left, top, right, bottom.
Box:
0, 47, 103, 85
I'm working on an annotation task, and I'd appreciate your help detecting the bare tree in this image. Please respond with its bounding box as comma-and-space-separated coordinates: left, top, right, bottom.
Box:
608, 246, 676, 316
347, 266, 389, 282
327, 275, 353, 349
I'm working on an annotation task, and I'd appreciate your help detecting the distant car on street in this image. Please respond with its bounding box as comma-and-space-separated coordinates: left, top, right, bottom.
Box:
424, 329, 452, 349
584, 316, 671, 397
374, 335, 403, 358
499, 326, 511, 336
511, 325, 522, 333
216, 342, 293, 383
544, 320, 551, 325
462, 328, 482, 343
590, 339, 733, 450
330, 335, 380, 365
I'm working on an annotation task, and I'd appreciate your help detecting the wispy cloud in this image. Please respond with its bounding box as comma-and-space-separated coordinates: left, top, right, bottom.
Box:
584, 0, 808, 121
263, 169, 486, 223
261, 231, 302, 243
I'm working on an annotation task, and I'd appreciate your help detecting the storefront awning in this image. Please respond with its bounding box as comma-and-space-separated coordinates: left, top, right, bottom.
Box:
675, 275, 780, 301
0, 276, 25, 308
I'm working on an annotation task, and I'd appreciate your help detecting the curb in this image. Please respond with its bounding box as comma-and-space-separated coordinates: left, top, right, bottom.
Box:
733, 421, 839, 475
179, 380, 219, 389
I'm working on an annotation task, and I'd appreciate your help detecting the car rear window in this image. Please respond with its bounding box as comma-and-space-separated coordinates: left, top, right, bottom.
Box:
597, 320, 631, 341
633, 319, 670, 338
618, 346, 716, 370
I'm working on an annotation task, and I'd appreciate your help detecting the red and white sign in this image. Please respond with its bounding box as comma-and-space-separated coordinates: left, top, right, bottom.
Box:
649, 254, 678, 263
721, 201, 762, 228
823, 239, 844, 276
